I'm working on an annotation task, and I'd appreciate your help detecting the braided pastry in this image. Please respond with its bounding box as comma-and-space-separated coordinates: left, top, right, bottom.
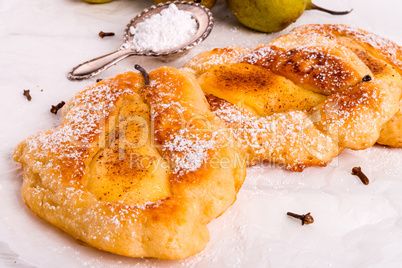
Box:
13, 67, 246, 259
13, 24, 402, 260
184, 24, 402, 171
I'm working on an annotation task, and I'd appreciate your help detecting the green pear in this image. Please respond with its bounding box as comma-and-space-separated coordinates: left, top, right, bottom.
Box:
227, 0, 351, 33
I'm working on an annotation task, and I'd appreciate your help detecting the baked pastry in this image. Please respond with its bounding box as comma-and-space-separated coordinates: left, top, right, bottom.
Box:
184, 24, 402, 170
279, 24, 402, 148
13, 67, 246, 259
13, 24, 402, 260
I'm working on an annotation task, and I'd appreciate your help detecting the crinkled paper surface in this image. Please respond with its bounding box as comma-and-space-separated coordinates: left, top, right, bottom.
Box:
1, 0, 402, 267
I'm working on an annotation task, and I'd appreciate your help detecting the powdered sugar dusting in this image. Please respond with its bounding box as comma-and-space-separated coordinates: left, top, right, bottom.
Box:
145, 68, 224, 176
184, 47, 252, 74
241, 39, 364, 94
163, 128, 216, 175
24, 80, 136, 178
291, 24, 402, 71
207, 95, 334, 170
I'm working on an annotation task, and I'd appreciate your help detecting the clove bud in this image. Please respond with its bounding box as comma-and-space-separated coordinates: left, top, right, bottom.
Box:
23, 89, 32, 101
361, 75, 372, 82
287, 212, 314, 225
99, 31, 115, 38
352, 166, 369, 185
50, 101, 66, 115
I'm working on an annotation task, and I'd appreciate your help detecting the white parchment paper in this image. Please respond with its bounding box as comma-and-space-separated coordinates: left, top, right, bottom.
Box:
1, 0, 402, 267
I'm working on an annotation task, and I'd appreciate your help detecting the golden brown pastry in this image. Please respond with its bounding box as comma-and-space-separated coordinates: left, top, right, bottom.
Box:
286, 24, 402, 147
184, 24, 402, 170
206, 94, 341, 171
183, 46, 252, 76
13, 67, 246, 259
198, 62, 326, 116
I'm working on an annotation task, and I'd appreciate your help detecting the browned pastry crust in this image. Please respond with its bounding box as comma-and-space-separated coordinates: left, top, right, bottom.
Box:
12, 24, 402, 261
287, 24, 402, 74
184, 24, 402, 170
183, 46, 252, 76
13, 67, 246, 259
287, 24, 402, 147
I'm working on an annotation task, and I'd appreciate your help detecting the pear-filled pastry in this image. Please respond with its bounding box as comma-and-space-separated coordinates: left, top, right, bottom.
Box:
13, 67, 246, 259
184, 24, 402, 171
13, 24, 402, 260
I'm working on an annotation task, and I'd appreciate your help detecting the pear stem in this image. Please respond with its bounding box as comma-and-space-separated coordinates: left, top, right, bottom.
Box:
308, 2, 352, 15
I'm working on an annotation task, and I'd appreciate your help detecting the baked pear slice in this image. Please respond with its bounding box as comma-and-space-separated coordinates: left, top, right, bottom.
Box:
13, 67, 246, 259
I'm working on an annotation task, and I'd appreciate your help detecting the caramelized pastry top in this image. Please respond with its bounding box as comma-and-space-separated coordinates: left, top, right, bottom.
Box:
14, 68, 246, 259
